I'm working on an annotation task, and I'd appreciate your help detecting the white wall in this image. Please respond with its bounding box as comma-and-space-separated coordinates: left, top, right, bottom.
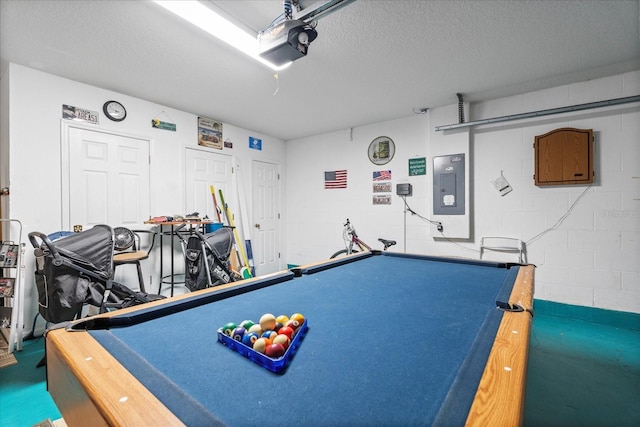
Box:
0, 64, 286, 333
286, 116, 432, 261
285, 70, 640, 314
2, 64, 638, 339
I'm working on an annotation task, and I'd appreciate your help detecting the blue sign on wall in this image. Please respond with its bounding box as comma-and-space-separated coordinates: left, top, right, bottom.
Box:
249, 137, 262, 151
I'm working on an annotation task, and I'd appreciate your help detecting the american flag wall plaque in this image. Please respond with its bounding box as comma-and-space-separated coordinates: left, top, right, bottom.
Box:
324, 170, 347, 189
373, 170, 392, 181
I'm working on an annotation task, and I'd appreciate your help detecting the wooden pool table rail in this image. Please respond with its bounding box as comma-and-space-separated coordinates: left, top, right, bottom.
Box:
466, 264, 535, 426
46, 261, 534, 427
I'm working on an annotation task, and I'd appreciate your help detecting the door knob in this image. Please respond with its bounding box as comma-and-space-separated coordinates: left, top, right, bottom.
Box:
255, 223, 261, 229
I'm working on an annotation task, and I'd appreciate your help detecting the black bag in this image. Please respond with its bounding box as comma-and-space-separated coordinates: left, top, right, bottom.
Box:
185, 227, 234, 291
35, 265, 89, 323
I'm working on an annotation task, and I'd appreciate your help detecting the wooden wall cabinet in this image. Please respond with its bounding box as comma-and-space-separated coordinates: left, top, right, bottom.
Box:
534, 127, 594, 186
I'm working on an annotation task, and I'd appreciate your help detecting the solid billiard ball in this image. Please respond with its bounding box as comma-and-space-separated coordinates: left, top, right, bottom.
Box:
253, 337, 270, 354
274, 322, 284, 332
259, 313, 277, 331
242, 332, 259, 347
265, 343, 286, 358
232, 327, 246, 342
278, 326, 294, 339
275, 314, 289, 325
222, 322, 237, 336
262, 330, 277, 340
272, 334, 290, 349
290, 313, 305, 325
248, 324, 263, 336
239, 320, 255, 330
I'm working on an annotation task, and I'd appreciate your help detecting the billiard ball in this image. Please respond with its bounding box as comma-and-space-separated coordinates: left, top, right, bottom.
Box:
286, 319, 300, 330
262, 330, 277, 340
290, 313, 305, 325
248, 324, 263, 336
278, 326, 294, 339
274, 322, 284, 332
265, 343, 286, 358
273, 334, 290, 349
239, 320, 255, 330
259, 313, 277, 331
275, 314, 289, 325
242, 332, 259, 347
232, 327, 246, 342
253, 337, 270, 354
222, 322, 237, 336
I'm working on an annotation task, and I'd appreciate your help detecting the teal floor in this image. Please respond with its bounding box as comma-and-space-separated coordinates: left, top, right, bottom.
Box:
0, 337, 61, 426
523, 301, 640, 427
0, 301, 639, 427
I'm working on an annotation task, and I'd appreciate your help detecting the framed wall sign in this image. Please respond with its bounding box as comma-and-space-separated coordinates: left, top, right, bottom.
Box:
198, 117, 223, 149
368, 136, 395, 165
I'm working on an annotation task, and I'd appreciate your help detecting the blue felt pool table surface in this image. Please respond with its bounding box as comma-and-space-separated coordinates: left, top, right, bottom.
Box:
47, 252, 534, 427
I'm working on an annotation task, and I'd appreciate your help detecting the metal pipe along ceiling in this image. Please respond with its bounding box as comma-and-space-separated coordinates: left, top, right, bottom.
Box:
435, 95, 640, 132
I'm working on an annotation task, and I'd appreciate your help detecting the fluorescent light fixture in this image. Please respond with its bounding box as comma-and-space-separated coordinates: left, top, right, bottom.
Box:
154, 1, 291, 70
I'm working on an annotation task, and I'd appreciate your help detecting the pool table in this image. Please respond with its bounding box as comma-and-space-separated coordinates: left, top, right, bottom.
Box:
46, 251, 534, 426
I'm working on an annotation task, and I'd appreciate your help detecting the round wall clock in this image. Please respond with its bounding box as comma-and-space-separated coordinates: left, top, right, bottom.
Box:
368, 136, 395, 165
103, 100, 127, 122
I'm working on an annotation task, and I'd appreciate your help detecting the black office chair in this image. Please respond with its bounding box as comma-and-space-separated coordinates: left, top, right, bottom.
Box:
113, 227, 156, 293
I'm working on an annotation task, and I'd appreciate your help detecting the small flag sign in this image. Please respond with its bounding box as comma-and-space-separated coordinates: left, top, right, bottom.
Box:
324, 170, 347, 189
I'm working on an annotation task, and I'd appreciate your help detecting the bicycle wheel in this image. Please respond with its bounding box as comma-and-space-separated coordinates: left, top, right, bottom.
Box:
330, 249, 358, 259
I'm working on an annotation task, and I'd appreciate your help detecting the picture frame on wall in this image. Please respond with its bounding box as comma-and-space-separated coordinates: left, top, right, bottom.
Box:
198, 117, 223, 149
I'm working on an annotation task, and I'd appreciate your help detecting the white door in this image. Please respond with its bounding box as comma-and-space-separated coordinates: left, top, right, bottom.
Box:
67, 126, 150, 228
251, 160, 281, 275
184, 148, 233, 222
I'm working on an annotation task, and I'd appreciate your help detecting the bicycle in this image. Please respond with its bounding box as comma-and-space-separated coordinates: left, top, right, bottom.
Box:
330, 218, 396, 258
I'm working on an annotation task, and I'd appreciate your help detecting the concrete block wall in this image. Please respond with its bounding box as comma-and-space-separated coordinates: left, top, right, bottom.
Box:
287, 70, 639, 313
470, 70, 639, 313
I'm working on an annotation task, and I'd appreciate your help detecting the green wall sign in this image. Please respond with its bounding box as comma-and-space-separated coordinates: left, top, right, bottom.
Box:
409, 157, 426, 176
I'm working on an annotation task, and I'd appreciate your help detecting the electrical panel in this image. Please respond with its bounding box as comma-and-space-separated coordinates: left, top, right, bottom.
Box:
433, 154, 465, 215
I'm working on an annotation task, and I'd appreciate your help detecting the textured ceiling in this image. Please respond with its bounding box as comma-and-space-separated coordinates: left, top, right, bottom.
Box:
1, 0, 639, 141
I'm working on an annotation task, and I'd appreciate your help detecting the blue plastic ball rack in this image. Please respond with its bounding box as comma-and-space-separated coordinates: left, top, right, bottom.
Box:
217, 319, 308, 373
